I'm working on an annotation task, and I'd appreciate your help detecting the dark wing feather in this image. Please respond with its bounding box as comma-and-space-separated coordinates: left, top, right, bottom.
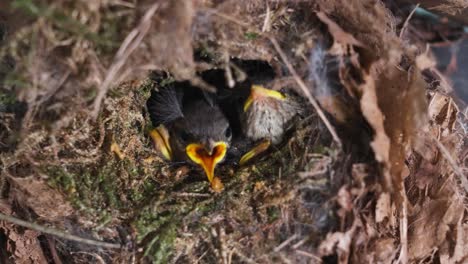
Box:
146, 85, 184, 126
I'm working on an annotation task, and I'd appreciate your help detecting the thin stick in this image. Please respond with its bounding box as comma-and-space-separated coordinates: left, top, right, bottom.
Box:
91, 3, 159, 119
269, 37, 342, 147
399, 4, 420, 39
0, 212, 122, 249
295, 249, 322, 262
397, 185, 408, 264
292, 237, 308, 249
173, 192, 211, 198
261, 3, 271, 33
273, 234, 298, 252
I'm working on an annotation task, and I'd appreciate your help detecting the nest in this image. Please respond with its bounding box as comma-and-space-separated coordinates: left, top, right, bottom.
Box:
0, 0, 466, 263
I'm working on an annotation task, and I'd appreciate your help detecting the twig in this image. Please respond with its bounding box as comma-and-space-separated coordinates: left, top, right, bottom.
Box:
0, 212, 122, 249
433, 136, 468, 193
274, 234, 298, 252
399, 4, 420, 39
269, 37, 342, 147
261, 3, 271, 33
195, 250, 209, 263
295, 249, 322, 262
91, 3, 159, 119
47, 237, 63, 264
292, 238, 308, 249
224, 52, 235, 88
173, 192, 211, 198
397, 186, 408, 264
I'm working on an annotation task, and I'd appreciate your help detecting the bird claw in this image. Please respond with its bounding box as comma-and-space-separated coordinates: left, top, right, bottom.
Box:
149, 125, 172, 160
239, 140, 271, 165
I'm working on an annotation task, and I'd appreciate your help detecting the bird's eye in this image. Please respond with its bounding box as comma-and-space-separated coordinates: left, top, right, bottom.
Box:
180, 131, 190, 142
224, 126, 232, 139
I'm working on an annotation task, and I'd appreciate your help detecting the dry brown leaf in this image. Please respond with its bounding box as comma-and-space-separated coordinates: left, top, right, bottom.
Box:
408, 196, 464, 260
147, 0, 196, 80
439, 211, 466, 263
318, 0, 400, 62
375, 63, 428, 187
414, 160, 439, 189
375, 192, 391, 223
428, 92, 458, 134
337, 186, 353, 212
319, 220, 359, 263
0, 203, 48, 264
316, 12, 363, 51
8, 177, 73, 222
358, 73, 392, 186
372, 238, 397, 263
359, 74, 390, 163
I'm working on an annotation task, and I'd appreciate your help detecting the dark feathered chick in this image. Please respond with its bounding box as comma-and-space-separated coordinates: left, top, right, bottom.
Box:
147, 79, 232, 191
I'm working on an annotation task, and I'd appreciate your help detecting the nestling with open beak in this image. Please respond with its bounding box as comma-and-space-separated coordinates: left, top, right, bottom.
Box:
146, 78, 232, 192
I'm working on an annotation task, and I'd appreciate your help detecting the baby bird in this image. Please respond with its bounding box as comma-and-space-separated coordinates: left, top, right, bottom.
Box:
147, 77, 232, 191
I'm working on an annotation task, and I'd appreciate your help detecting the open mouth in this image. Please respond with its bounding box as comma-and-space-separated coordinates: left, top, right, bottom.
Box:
186, 142, 227, 189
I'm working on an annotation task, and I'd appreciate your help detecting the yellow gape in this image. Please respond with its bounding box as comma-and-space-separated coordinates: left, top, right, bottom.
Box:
239, 140, 271, 165
243, 85, 286, 112
186, 141, 227, 192
149, 125, 172, 160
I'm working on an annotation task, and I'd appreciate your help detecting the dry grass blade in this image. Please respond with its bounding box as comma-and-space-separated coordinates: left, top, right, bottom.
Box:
0, 212, 122, 249
269, 37, 342, 148
399, 3, 420, 39
397, 187, 409, 264
273, 234, 298, 252
295, 250, 322, 262
91, 3, 159, 119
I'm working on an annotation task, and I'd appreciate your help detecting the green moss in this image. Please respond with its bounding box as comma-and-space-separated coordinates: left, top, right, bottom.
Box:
267, 206, 280, 223
159, 77, 175, 88
313, 144, 330, 155
195, 44, 219, 62
12, 0, 120, 50
137, 78, 156, 99
244, 32, 259, 40
143, 221, 177, 264
47, 167, 77, 194
44, 157, 151, 221
0, 91, 17, 106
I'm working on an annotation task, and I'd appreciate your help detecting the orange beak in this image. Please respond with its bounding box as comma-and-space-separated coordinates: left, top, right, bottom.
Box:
186, 142, 227, 191
239, 140, 271, 165
149, 125, 172, 160
243, 85, 286, 112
